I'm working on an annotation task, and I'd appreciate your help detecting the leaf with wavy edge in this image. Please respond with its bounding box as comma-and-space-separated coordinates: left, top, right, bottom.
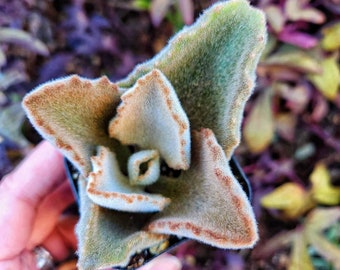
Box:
147, 128, 258, 249
87, 146, 170, 212
110, 69, 190, 170
117, 0, 266, 159
77, 176, 169, 270
128, 149, 160, 186
22, 75, 121, 176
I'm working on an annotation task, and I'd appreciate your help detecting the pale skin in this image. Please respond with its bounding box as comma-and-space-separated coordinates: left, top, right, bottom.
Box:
0, 141, 181, 270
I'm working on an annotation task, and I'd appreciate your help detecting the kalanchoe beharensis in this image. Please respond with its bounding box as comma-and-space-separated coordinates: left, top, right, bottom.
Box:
22, 0, 267, 269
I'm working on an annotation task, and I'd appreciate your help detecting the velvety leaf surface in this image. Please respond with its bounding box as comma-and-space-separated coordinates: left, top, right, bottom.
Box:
117, 0, 266, 159
22, 75, 121, 175
77, 177, 169, 270
127, 149, 160, 186
87, 146, 170, 212
147, 129, 258, 249
109, 69, 191, 170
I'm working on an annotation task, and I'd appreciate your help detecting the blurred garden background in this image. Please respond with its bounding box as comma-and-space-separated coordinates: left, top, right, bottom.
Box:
0, 0, 339, 269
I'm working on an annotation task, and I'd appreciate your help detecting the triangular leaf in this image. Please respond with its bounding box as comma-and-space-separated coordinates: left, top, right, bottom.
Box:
23, 75, 121, 175
109, 69, 190, 170
117, 0, 266, 159
76, 177, 169, 270
87, 146, 170, 212
147, 129, 258, 249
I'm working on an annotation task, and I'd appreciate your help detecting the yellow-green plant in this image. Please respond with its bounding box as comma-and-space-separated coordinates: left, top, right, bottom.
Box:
22, 0, 266, 269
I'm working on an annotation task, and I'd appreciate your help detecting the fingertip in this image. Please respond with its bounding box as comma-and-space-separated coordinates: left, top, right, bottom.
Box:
141, 254, 182, 270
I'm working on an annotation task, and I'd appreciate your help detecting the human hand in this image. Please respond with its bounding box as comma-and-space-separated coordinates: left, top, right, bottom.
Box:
0, 141, 181, 270
0, 141, 76, 269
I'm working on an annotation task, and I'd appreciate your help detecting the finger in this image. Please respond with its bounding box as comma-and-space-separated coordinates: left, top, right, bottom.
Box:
41, 215, 78, 262
0, 141, 65, 259
2, 141, 66, 206
57, 215, 78, 251
27, 180, 75, 249
140, 254, 182, 270
42, 229, 71, 261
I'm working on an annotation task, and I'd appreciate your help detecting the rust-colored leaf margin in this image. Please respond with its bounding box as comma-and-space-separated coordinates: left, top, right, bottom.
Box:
87, 146, 171, 212
109, 69, 190, 171
147, 128, 258, 249
22, 75, 121, 175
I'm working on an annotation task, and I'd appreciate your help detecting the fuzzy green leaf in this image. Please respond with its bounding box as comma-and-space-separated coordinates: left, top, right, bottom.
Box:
118, 0, 266, 159
87, 146, 170, 212
23, 76, 122, 175
128, 149, 161, 186
77, 177, 169, 270
147, 129, 258, 249
109, 69, 191, 170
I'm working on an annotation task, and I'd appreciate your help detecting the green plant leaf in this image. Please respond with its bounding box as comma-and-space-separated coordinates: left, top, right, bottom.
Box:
305, 208, 340, 269
285, 0, 325, 24
22, 76, 122, 175
310, 163, 340, 205
0, 27, 49, 56
127, 149, 160, 186
243, 88, 275, 154
0, 103, 29, 147
254, 208, 340, 270
261, 182, 315, 219
308, 56, 340, 101
118, 0, 266, 159
321, 22, 340, 51
264, 5, 285, 33
262, 45, 321, 74
150, 0, 174, 26
77, 177, 169, 270
109, 69, 191, 170
289, 233, 313, 270
147, 129, 258, 248
87, 146, 170, 212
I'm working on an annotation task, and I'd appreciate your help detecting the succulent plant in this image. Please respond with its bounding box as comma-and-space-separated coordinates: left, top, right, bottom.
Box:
22, 0, 266, 269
